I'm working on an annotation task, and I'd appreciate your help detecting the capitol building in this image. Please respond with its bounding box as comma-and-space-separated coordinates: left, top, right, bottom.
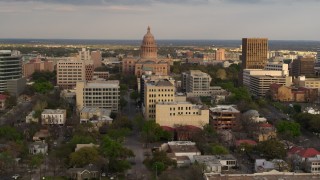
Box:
122, 26, 172, 76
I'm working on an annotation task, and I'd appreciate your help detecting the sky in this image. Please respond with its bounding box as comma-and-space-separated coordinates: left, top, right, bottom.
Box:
0, 0, 319, 40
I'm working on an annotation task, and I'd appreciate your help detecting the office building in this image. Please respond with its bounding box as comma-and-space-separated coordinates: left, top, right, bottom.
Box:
23, 58, 54, 78
242, 38, 268, 69
294, 76, 320, 92
144, 79, 175, 119
57, 59, 85, 89
215, 49, 225, 61
155, 101, 209, 128
91, 50, 102, 69
76, 80, 120, 112
92, 71, 109, 80
78, 48, 91, 61
250, 75, 292, 97
6, 77, 26, 96
209, 105, 240, 130
291, 57, 315, 77
0, 50, 23, 93
182, 70, 212, 96
122, 27, 172, 76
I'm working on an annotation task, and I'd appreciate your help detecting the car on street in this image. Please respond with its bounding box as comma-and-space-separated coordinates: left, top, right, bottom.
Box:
12, 174, 20, 179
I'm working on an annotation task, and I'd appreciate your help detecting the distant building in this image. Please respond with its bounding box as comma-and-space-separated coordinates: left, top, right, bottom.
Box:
22, 58, 54, 78
209, 105, 240, 130
57, 59, 85, 89
0, 50, 23, 94
270, 84, 318, 102
155, 101, 209, 128
294, 76, 320, 93
67, 164, 100, 180
92, 71, 109, 80
182, 70, 212, 96
76, 80, 120, 112
122, 27, 172, 76
41, 109, 67, 125
317, 48, 320, 63
291, 57, 315, 77
215, 49, 226, 61
242, 38, 268, 69
91, 50, 102, 69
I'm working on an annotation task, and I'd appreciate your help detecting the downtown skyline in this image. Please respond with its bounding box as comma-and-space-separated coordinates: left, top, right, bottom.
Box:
0, 0, 320, 40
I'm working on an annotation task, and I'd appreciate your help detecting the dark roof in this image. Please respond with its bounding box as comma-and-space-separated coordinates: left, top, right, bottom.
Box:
156, 80, 173, 87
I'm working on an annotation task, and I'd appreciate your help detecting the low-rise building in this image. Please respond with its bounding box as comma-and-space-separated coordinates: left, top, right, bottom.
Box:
29, 141, 48, 155
255, 159, 289, 172
160, 141, 201, 167
67, 164, 100, 180
253, 123, 277, 142
288, 146, 320, 163
155, 101, 209, 129
26, 111, 38, 123
194, 155, 237, 172
92, 71, 109, 80
80, 107, 113, 127
270, 83, 318, 102
305, 155, 320, 173
41, 109, 67, 125
33, 129, 50, 141
209, 105, 240, 130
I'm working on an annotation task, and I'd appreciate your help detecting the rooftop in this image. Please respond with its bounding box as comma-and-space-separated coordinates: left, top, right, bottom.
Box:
209, 105, 239, 113
168, 141, 200, 153
42, 109, 66, 114
86, 80, 119, 88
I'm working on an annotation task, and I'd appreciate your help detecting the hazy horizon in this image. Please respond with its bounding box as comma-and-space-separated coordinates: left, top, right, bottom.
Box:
0, 0, 320, 40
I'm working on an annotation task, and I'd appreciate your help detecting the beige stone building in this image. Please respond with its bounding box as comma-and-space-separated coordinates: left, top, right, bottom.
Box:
215, 49, 226, 61
122, 27, 172, 76
41, 109, 67, 125
76, 80, 120, 112
155, 101, 209, 128
144, 79, 175, 119
57, 59, 85, 89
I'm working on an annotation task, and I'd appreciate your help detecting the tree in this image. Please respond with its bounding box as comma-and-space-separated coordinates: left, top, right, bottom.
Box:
100, 136, 134, 173
32, 81, 54, 94
211, 145, 229, 155
276, 121, 301, 138
142, 121, 173, 143
0, 126, 22, 141
256, 139, 286, 160
5, 95, 17, 109
69, 147, 100, 167
144, 151, 176, 175
120, 97, 127, 110
112, 116, 133, 130
216, 69, 227, 80
293, 104, 302, 113
130, 91, 139, 101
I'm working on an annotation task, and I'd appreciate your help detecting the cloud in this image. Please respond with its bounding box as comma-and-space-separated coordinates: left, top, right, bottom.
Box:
0, 0, 209, 6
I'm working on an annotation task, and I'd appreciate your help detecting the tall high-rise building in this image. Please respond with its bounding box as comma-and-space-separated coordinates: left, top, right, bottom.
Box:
291, 57, 315, 77
144, 79, 175, 119
0, 50, 22, 93
91, 50, 102, 69
215, 48, 225, 61
56, 59, 85, 89
242, 38, 268, 69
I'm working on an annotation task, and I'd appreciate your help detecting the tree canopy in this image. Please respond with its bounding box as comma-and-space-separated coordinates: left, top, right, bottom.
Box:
276, 121, 301, 138
256, 139, 286, 160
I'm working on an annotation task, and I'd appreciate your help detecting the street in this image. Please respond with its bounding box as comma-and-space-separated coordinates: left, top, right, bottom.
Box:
122, 92, 151, 179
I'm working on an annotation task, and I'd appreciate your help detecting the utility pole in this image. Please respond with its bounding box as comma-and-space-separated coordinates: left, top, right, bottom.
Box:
155, 164, 158, 180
